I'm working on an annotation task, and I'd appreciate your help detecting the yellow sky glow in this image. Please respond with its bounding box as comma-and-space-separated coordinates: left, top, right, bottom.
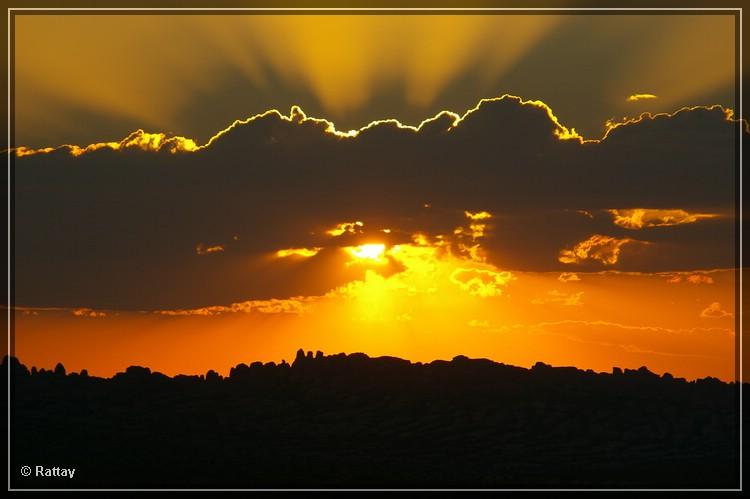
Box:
13, 14, 736, 147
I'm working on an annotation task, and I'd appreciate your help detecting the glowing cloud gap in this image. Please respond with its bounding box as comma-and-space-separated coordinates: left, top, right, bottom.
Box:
455, 210, 493, 240
627, 94, 658, 102
325, 221, 364, 237
559, 234, 646, 265
275, 247, 322, 258
345, 244, 387, 265
464, 210, 492, 221
195, 243, 224, 256
608, 209, 719, 229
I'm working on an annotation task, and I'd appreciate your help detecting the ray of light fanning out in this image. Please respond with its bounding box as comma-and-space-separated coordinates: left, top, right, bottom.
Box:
14, 14, 735, 147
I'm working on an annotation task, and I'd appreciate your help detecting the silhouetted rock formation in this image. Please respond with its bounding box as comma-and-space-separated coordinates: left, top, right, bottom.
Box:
6, 353, 742, 489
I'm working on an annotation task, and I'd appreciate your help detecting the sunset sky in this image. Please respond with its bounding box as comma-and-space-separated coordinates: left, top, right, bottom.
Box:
10, 12, 742, 381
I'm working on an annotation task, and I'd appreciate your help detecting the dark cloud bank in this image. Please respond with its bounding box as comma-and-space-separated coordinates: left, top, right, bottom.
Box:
13, 96, 741, 309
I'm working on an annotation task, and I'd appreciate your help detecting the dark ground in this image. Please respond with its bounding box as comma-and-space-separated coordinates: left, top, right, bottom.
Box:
7, 351, 743, 489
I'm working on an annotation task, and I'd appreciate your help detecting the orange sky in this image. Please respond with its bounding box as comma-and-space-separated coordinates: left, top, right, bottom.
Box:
13, 214, 739, 381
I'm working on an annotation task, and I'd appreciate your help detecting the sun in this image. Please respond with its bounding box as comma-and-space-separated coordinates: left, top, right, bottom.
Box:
346, 244, 387, 264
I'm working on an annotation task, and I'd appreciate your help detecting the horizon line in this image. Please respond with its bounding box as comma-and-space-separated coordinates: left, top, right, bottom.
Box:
3, 350, 739, 384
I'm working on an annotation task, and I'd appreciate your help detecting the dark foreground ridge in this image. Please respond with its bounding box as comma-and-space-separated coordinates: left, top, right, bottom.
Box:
8, 351, 742, 489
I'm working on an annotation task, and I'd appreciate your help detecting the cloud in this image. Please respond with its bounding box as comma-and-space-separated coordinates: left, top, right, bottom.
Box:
275, 247, 322, 258
608, 209, 718, 229
13, 96, 739, 309
195, 244, 225, 256
155, 297, 312, 316
627, 94, 658, 102
558, 235, 646, 265
464, 210, 492, 221
325, 221, 364, 237
686, 274, 715, 285
455, 210, 493, 241
492, 318, 733, 337
72, 308, 107, 318
557, 272, 581, 283
601, 104, 739, 141
15, 129, 199, 158
450, 268, 514, 297
699, 302, 733, 319
665, 273, 715, 285
531, 289, 584, 306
